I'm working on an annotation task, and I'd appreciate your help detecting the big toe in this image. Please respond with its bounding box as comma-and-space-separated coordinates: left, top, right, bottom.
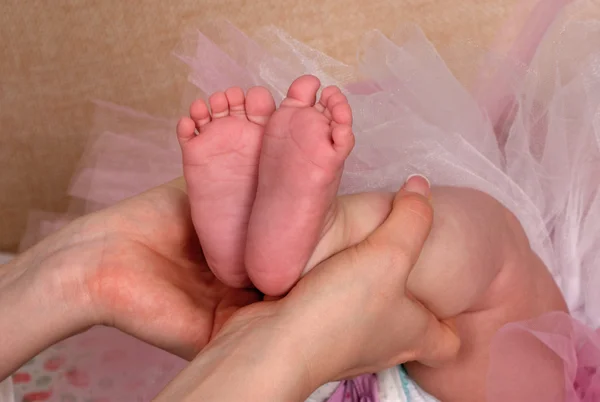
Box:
281, 75, 321, 108
246, 86, 276, 126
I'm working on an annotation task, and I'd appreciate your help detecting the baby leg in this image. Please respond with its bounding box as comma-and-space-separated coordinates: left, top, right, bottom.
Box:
315, 185, 530, 319
240, 84, 567, 396
328, 186, 567, 401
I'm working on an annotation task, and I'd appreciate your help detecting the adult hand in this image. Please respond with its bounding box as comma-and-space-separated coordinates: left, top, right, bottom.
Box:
1, 178, 260, 378
279, 185, 460, 380
156, 180, 460, 401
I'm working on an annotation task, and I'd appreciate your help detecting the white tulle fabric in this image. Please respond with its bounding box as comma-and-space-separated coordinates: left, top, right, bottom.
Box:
16, 0, 600, 400
169, 0, 600, 327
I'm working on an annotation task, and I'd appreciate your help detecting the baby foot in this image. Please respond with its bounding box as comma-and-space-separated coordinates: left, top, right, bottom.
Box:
246, 75, 355, 295
176, 86, 276, 287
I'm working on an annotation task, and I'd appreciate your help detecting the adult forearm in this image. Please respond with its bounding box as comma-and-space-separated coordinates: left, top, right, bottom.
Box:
155, 319, 318, 402
0, 241, 94, 380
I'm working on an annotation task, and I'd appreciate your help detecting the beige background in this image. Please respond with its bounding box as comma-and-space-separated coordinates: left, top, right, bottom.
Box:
0, 0, 525, 252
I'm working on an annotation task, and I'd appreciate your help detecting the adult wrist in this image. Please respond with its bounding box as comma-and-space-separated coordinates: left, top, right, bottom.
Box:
0, 233, 96, 379
156, 312, 323, 401
237, 312, 340, 398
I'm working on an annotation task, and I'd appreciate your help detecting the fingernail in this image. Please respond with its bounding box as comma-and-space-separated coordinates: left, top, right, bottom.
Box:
404, 174, 431, 198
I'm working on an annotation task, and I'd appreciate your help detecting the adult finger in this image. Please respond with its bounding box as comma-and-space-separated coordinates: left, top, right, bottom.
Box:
388, 302, 461, 368
361, 176, 434, 281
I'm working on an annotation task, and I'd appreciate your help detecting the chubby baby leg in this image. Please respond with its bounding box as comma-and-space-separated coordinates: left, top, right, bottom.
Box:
309, 184, 567, 400
313, 185, 526, 319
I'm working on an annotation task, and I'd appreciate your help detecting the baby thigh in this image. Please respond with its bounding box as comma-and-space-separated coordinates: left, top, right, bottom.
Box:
403, 187, 567, 400
405, 292, 566, 402
405, 186, 521, 319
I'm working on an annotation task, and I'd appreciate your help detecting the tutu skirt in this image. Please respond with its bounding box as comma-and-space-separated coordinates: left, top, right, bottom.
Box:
12, 0, 600, 400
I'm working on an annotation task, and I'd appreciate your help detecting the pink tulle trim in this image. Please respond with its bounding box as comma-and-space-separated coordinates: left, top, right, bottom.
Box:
327, 375, 379, 402
488, 312, 600, 401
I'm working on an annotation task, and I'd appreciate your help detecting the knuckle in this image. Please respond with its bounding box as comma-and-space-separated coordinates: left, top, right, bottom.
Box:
396, 193, 433, 223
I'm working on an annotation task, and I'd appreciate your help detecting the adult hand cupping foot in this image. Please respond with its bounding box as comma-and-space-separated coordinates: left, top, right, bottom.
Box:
156, 177, 460, 402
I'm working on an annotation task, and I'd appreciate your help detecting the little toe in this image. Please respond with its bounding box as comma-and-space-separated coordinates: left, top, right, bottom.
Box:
176, 116, 197, 146
189, 99, 211, 131
225, 87, 246, 118
209, 91, 230, 119
246, 86, 276, 126
281, 75, 321, 108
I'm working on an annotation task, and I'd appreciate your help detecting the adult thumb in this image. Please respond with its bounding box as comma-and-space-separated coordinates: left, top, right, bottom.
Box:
365, 175, 434, 272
